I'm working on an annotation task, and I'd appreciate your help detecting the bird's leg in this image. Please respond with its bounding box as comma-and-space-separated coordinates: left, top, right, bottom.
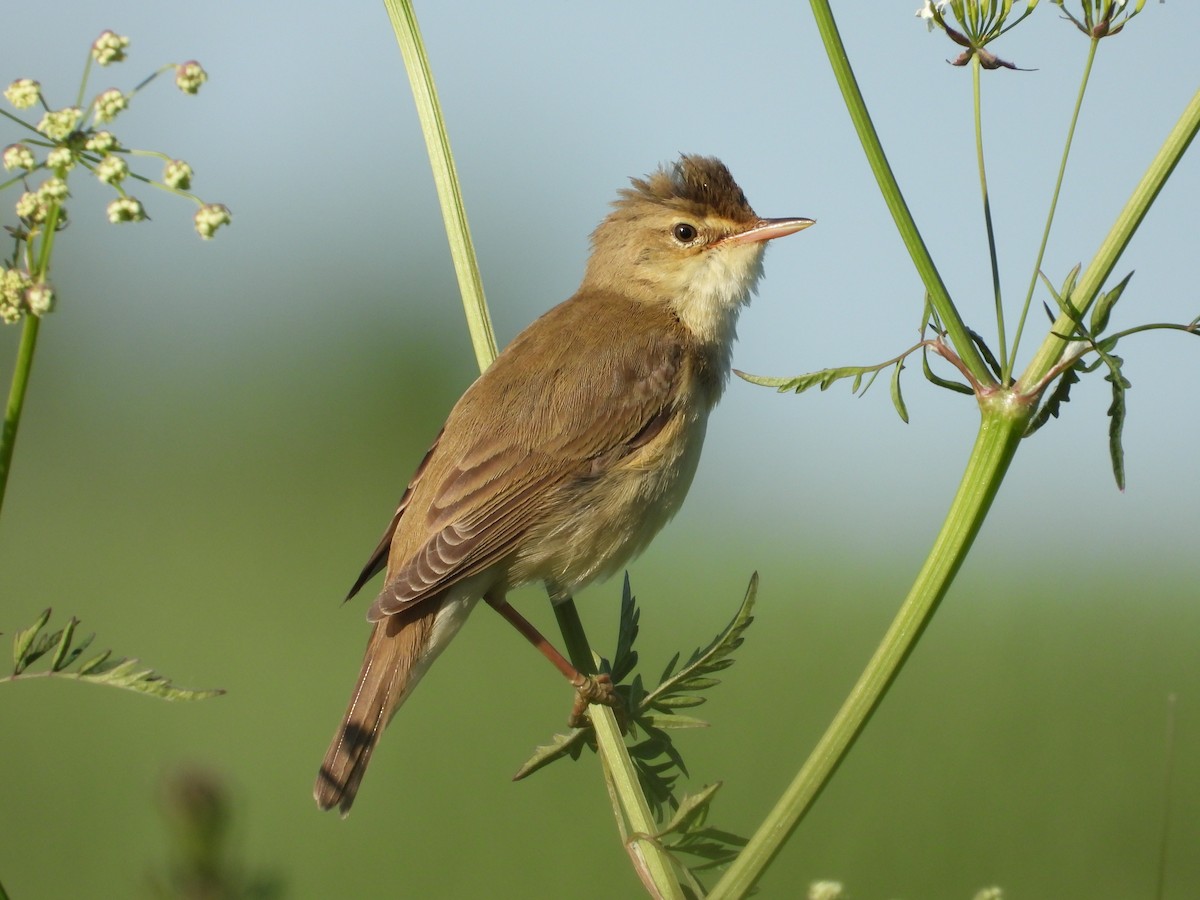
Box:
483, 590, 623, 728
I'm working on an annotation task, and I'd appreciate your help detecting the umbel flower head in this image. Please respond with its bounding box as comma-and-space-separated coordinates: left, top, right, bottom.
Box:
1051, 0, 1145, 38
916, 0, 1040, 69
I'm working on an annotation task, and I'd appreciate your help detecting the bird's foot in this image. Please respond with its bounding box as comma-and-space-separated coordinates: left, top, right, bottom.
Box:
568, 672, 627, 732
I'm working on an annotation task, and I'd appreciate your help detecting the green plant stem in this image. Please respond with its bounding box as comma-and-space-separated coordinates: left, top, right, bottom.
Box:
807, 0, 994, 388
1018, 84, 1200, 390
710, 403, 1028, 899
554, 600, 684, 900
0, 198, 60, 518
1006, 37, 1099, 384
0, 315, 39, 515
972, 55, 1006, 378
382, 0, 498, 370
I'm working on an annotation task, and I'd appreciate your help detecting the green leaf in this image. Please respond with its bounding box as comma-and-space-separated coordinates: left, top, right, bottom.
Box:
967, 328, 1002, 380
610, 573, 640, 684
921, 345, 974, 395
2, 611, 224, 701
1103, 356, 1130, 491
656, 782, 723, 840
890, 359, 909, 424
1025, 363, 1081, 437
50, 616, 80, 671
640, 574, 757, 714
12, 608, 51, 674
1091, 270, 1134, 335
735, 364, 885, 397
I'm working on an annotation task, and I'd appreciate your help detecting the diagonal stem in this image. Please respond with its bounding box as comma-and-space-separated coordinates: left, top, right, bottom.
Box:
1006, 37, 1099, 384
972, 54, 1006, 379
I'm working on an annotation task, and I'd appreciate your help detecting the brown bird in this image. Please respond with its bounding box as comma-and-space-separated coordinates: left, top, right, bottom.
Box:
315, 155, 812, 814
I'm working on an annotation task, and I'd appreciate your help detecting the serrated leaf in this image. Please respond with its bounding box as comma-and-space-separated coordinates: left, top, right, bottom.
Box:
656, 782, 723, 839
1025, 363, 1081, 437
12, 608, 51, 674
890, 359, 909, 424
512, 728, 589, 781
1104, 360, 1130, 491
640, 574, 757, 713
68, 660, 225, 701
735, 363, 889, 398
611, 573, 640, 684
1091, 270, 1134, 334
3, 611, 223, 702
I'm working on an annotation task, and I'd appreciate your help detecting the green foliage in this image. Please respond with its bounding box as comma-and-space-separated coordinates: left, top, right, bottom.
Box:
4, 608, 224, 701
516, 574, 756, 889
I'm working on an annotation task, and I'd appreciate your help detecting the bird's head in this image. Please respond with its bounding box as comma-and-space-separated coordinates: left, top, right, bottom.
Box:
583, 155, 813, 350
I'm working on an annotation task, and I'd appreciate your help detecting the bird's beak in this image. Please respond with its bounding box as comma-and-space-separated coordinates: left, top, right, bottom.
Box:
721, 216, 815, 246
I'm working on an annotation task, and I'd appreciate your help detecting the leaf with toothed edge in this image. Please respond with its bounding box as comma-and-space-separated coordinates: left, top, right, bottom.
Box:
4, 609, 224, 701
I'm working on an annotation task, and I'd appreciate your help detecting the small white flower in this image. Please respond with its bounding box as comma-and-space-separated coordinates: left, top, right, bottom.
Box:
37, 177, 69, 203
15, 191, 46, 222
175, 61, 208, 95
85, 131, 118, 153
3, 144, 35, 171
25, 282, 54, 316
163, 159, 193, 190
91, 30, 130, 66
93, 88, 128, 123
36, 107, 82, 141
1, 266, 32, 323
4, 78, 40, 109
107, 196, 146, 223
193, 202, 231, 239
46, 146, 76, 170
95, 154, 129, 185
916, 0, 951, 30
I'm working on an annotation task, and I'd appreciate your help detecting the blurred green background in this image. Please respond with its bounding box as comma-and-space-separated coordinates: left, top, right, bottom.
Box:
2, 2, 1198, 897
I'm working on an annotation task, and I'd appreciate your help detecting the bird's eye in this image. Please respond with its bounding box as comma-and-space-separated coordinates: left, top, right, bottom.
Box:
672, 222, 698, 243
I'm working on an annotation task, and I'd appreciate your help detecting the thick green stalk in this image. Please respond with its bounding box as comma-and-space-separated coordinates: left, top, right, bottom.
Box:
1019, 85, 1200, 389
710, 401, 1028, 899
382, 0, 498, 370
808, 0, 994, 388
1006, 37, 1099, 384
972, 55, 1006, 377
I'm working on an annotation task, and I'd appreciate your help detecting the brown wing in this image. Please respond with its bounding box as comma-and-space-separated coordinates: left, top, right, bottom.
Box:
366, 292, 690, 622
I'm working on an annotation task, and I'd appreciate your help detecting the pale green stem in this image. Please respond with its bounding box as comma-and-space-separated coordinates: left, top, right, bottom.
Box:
382, 3, 680, 895
382, 0, 497, 370
1019, 85, 1200, 389
1006, 38, 1099, 384
972, 55, 1006, 378
0, 316, 41, 515
709, 403, 1027, 899
555, 601, 684, 899
807, 0, 994, 388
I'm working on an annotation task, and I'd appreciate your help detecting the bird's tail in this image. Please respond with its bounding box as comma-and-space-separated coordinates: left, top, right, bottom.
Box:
314, 594, 475, 815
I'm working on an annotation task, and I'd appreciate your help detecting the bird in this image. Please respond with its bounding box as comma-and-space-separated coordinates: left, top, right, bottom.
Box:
314, 154, 813, 815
